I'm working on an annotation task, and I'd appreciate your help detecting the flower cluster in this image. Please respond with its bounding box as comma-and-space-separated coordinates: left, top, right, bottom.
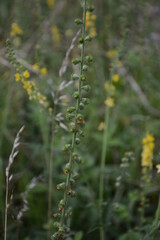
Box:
86, 10, 96, 37
52, 1, 93, 239
32, 63, 48, 76
10, 22, 23, 37
141, 133, 155, 172
6, 39, 49, 109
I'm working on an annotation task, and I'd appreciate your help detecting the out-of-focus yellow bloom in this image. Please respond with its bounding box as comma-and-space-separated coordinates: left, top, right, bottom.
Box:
112, 74, 119, 83
65, 29, 73, 38
104, 82, 115, 95
33, 63, 40, 71
106, 49, 117, 59
15, 73, 21, 82
10, 23, 23, 37
51, 25, 62, 45
116, 60, 122, 67
105, 97, 114, 107
156, 164, 160, 173
46, 0, 54, 9
86, 11, 97, 37
141, 133, 155, 171
40, 67, 48, 76
23, 70, 30, 79
98, 122, 105, 131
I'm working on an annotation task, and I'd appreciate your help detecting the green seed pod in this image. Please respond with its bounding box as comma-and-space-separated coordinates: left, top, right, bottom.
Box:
85, 35, 93, 42
82, 85, 91, 92
73, 91, 79, 99
71, 73, 79, 80
86, 55, 93, 63
79, 102, 85, 110
81, 97, 90, 105
56, 182, 66, 191
79, 37, 84, 44
65, 163, 71, 171
87, 5, 95, 12
72, 152, 78, 160
72, 58, 81, 65
67, 106, 76, 113
82, 65, 88, 71
75, 138, 80, 145
81, 74, 86, 82
75, 18, 83, 25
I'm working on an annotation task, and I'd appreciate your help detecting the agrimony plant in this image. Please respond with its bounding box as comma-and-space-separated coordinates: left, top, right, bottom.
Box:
52, 0, 94, 239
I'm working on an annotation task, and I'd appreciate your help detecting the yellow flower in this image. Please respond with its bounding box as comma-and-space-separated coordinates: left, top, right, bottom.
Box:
33, 63, 40, 71
23, 70, 30, 79
15, 73, 21, 82
10, 23, 23, 37
86, 11, 96, 37
106, 49, 117, 59
141, 133, 155, 171
46, 0, 54, 9
40, 67, 48, 76
112, 74, 119, 83
51, 25, 62, 45
105, 97, 114, 107
104, 82, 115, 95
98, 122, 105, 131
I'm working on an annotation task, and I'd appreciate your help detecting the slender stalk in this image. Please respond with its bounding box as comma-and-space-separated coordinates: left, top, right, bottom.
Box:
153, 195, 160, 240
48, 110, 55, 233
99, 107, 110, 240
60, 0, 87, 229
4, 175, 9, 240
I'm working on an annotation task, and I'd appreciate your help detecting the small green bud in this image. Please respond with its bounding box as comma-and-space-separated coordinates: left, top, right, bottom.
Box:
56, 182, 66, 191
67, 106, 76, 113
81, 97, 90, 105
85, 35, 93, 42
81, 74, 86, 82
75, 138, 81, 145
72, 152, 79, 160
79, 102, 85, 110
87, 5, 95, 12
59, 199, 65, 207
79, 37, 84, 44
77, 114, 84, 121
73, 91, 79, 99
86, 55, 93, 63
62, 144, 71, 152
71, 73, 79, 80
82, 85, 91, 92
66, 113, 75, 121
75, 18, 83, 25
82, 65, 88, 72
72, 58, 81, 65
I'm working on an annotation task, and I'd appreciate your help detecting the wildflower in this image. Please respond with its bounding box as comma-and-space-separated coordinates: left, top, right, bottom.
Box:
106, 49, 117, 59
40, 67, 48, 76
141, 133, 155, 170
105, 97, 114, 107
15, 73, 21, 82
32, 63, 40, 71
86, 11, 96, 37
10, 23, 23, 37
51, 25, 62, 45
112, 74, 119, 83
46, 0, 54, 9
98, 122, 105, 131
23, 70, 30, 79
156, 164, 160, 173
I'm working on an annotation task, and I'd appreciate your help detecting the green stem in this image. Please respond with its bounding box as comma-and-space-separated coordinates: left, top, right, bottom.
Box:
99, 107, 110, 240
60, 0, 87, 229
